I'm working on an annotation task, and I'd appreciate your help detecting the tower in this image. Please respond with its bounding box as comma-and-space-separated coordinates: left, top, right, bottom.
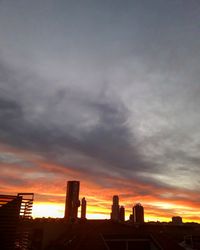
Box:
64, 181, 80, 221
133, 203, 144, 223
119, 206, 125, 222
111, 195, 119, 221
81, 197, 86, 219
172, 216, 182, 224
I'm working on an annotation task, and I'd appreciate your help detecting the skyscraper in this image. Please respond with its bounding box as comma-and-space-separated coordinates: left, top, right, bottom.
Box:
64, 181, 80, 221
111, 195, 119, 221
119, 206, 125, 222
172, 216, 182, 225
81, 197, 87, 219
133, 203, 144, 224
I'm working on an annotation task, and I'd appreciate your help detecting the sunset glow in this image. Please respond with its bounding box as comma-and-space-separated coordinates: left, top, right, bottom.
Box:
1, 143, 200, 222
1, 0, 200, 225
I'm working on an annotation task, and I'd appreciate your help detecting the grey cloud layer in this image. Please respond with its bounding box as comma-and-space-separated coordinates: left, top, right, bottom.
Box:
0, 0, 200, 191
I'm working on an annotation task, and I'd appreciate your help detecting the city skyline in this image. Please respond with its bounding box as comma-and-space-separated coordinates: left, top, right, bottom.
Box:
19, 179, 197, 223
0, 192, 193, 249
0, 0, 200, 223
0, 180, 183, 223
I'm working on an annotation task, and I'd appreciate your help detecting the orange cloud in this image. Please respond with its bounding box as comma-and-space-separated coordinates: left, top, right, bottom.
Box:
1, 143, 200, 222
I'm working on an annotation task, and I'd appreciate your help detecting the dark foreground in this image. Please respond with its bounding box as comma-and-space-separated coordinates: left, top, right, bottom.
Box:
16, 219, 200, 250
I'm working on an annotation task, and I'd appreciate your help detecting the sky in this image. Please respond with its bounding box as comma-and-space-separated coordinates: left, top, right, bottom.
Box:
0, 0, 200, 222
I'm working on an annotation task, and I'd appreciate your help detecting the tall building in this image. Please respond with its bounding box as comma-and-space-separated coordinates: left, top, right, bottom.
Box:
81, 197, 87, 219
111, 195, 119, 221
172, 216, 182, 225
133, 203, 144, 223
129, 214, 134, 222
64, 181, 80, 221
119, 206, 125, 222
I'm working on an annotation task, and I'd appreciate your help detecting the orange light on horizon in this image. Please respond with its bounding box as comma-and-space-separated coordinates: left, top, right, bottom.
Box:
32, 203, 64, 218
31, 202, 200, 223
1, 143, 200, 223
32, 202, 111, 219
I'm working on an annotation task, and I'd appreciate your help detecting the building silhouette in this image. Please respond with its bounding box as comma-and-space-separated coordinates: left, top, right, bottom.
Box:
129, 214, 134, 222
64, 181, 80, 221
41, 220, 185, 250
81, 197, 87, 219
119, 206, 125, 222
172, 216, 182, 225
133, 203, 144, 224
0, 193, 34, 250
111, 195, 120, 221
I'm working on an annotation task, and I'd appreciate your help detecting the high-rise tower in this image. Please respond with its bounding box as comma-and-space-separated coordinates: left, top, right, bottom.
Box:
81, 197, 86, 219
119, 206, 125, 222
111, 195, 119, 221
133, 203, 144, 223
64, 181, 80, 221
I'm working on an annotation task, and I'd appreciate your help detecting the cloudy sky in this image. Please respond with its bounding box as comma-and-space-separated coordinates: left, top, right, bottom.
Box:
0, 0, 200, 221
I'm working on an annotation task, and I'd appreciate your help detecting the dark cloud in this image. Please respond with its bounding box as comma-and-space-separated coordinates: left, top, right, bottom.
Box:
0, 59, 156, 180
0, 84, 153, 177
0, 0, 200, 197
1, 48, 200, 193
